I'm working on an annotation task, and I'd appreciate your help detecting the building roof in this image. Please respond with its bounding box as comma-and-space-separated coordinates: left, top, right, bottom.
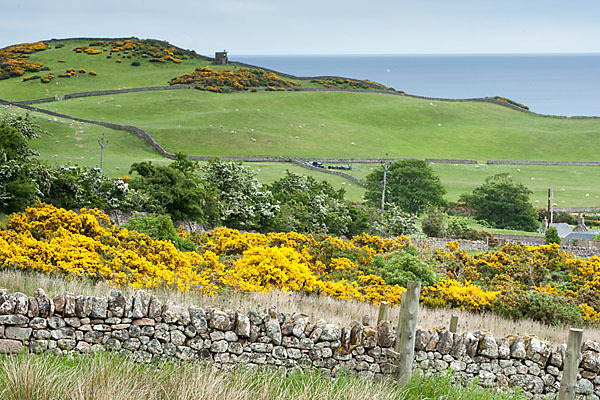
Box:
550, 223, 573, 238
565, 231, 600, 240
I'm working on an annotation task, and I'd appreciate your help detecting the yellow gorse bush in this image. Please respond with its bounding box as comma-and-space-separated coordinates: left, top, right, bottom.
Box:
0, 204, 412, 304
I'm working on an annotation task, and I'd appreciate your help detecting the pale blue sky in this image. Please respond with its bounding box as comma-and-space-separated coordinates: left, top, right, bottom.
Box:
2, 0, 599, 55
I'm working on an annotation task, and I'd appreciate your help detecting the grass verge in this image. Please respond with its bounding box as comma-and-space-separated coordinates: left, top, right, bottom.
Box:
0, 352, 523, 400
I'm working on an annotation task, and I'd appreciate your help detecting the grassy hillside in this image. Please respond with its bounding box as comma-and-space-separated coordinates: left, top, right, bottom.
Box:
3, 37, 600, 208
36, 89, 600, 161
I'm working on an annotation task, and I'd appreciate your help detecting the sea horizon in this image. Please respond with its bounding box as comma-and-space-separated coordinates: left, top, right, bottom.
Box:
232, 53, 600, 117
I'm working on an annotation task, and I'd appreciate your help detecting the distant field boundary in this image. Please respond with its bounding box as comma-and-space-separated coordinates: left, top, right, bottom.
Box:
2, 97, 600, 170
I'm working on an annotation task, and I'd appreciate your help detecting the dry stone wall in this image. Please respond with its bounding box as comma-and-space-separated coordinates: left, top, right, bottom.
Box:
0, 288, 599, 399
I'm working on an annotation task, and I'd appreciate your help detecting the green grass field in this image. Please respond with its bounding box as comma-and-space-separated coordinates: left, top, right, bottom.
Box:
34, 89, 600, 161
0, 39, 322, 102
3, 37, 600, 209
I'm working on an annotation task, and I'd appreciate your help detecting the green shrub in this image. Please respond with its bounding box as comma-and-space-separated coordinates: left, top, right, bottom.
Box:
421, 210, 445, 238
544, 227, 561, 245
522, 291, 583, 326
372, 251, 438, 287
123, 214, 196, 252
131, 61, 141, 66
446, 216, 469, 238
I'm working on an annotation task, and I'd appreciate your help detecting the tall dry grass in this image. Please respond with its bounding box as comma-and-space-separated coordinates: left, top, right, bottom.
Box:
0, 268, 597, 345
0, 353, 522, 400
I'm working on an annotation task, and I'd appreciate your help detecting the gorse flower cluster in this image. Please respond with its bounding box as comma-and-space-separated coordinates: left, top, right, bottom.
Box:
77, 39, 185, 64
428, 241, 600, 326
169, 67, 297, 92
3, 204, 600, 328
310, 78, 392, 91
0, 204, 412, 304
0, 42, 48, 80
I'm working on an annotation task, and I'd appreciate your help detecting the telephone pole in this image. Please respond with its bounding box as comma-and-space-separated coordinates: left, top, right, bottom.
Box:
381, 153, 389, 210
98, 132, 106, 175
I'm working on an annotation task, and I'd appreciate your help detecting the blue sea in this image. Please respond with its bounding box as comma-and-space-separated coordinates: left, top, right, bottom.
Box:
232, 54, 600, 117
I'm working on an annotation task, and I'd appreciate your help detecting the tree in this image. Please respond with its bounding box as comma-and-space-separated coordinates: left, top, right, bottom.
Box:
0, 114, 47, 213
545, 227, 561, 245
370, 204, 419, 237
129, 159, 218, 223
364, 159, 446, 215
268, 171, 351, 236
460, 173, 539, 232
200, 158, 278, 231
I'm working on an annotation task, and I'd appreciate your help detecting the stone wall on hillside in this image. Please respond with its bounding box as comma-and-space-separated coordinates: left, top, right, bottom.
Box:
0, 289, 599, 399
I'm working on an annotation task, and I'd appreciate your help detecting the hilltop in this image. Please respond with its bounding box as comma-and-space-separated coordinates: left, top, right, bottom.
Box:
1, 37, 600, 207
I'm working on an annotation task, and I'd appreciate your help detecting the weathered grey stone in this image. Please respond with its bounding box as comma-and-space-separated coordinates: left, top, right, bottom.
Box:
132, 318, 155, 326
132, 291, 152, 319
75, 296, 93, 318
210, 310, 233, 331
0, 294, 15, 315
375, 321, 393, 348
27, 297, 39, 318
549, 343, 565, 367
29, 317, 47, 329
583, 340, 600, 354
210, 340, 228, 353
0, 314, 29, 325
35, 288, 54, 317
5, 326, 32, 340
497, 338, 511, 359
105, 338, 122, 351
108, 289, 126, 317
0, 339, 23, 353
51, 327, 75, 340
581, 350, 600, 373
89, 296, 108, 319
225, 331, 238, 342
437, 330, 454, 355
147, 339, 163, 355
577, 378, 594, 394
171, 330, 186, 346
147, 296, 162, 319
477, 332, 498, 359
47, 316, 65, 329
189, 306, 207, 333
63, 292, 76, 317
415, 329, 430, 351
13, 293, 28, 315
510, 337, 526, 359
235, 313, 251, 338
265, 318, 282, 345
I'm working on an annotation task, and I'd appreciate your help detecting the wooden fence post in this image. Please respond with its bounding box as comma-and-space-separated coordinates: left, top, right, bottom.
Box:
394, 291, 406, 353
395, 280, 421, 386
377, 301, 390, 324
449, 314, 459, 333
558, 328, 584, 400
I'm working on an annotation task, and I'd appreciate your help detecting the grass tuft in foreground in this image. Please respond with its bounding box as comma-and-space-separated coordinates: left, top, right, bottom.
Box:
0, 353, 523, 400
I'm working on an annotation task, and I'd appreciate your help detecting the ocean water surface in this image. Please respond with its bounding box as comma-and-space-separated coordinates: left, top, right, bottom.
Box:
232, 54, 600, 117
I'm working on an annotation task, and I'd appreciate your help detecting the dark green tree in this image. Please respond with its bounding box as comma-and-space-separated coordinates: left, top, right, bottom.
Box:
460, 173, 539, 232
0, 114, 47, 214
269, 171, 352, 236
545, 227, 561, 245
364, 159, 446, 215
129, 159, 218, 223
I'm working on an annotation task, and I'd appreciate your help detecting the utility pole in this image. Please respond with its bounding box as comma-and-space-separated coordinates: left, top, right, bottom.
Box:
550, 185, 554, 225
547, 188, 551, 229
98, 132, 106, 175
381, 153, 389, 210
